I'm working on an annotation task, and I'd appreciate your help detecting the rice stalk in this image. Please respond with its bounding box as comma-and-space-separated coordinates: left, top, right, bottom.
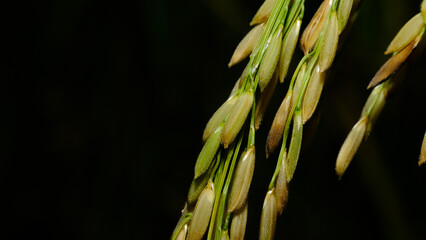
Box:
173, 0, 307, 238
336, 5, 426, 177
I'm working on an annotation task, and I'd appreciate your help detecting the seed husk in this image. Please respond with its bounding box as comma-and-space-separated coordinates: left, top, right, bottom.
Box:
187, 181, 215, 240
278, 19, 302, 83
228, 147, 256, 213
286, 109, 303, 182
176, 224, 188, 240
266, 90, 293, 158
337, 0, 353, 34
230, 202, 248, 240
300, 0, 332, 54
222, 90, 254, 148
368, 35, 421, 89
259, 189, 277, 240
203, 97, 238, 142
385, 13, 425, 55
250, 0, 276, 26
255, 72, 278, 130
187, 168, 211, 205
275, 152, 289, 215
229, 23, 266, 67
259, 25, 284, 92
420, 131, 426, 166
319, 11, 339, 72
195, 125, 223, 179
336, 115, 368, 178
302, 65, 325, 123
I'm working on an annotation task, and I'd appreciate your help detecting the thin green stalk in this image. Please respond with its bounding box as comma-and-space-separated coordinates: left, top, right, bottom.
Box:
207, 146, 234, 240
215, 134, 244, 238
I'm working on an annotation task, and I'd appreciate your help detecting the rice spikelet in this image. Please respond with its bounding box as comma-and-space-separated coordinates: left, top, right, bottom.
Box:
302, 65, 325, 123
266, 90, 293, 158
384, 13, 425, 55
259, 25, 284, 92
195, 125, 223, 179
251, 0, 277, 26
319, 11, 339, 72
203, 96, 238, 142
278, 19, 302, 83
222, 90, 254, 148
275, 152, 289, 215
300, 0, 332, 54
229, 23, 266, 67
228, 147, 256, 213
187, 181, 215, 240
259, 189, 277, 240
336, 116, 368, 178
368, 35, 421, 89
337, 0, 354, 34
230, 202, 248, 240
286, 109, 303, 182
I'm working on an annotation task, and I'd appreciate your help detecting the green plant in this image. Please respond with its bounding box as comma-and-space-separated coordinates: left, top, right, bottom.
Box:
172, 0, 426, 239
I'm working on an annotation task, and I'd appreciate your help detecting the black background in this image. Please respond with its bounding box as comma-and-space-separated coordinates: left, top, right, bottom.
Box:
2, 0, 426, 239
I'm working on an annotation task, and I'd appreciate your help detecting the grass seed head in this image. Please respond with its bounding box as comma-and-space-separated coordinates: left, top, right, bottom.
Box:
368, 35, 421, 89
300, 0, 332, 54
229, 23, 265, 67
419, 131, 426, 166
228, 147, 256, 213
255, 72, 278, 130
302, 65, 325, 123
222, 90, 254, 148
259, 189, 277, 240
266, 90, 293, 158
250, 0, 276, 26
195, 125, 223, 179
187, 181, 215, 240
230, 202, 248, 240
337, 0, 354, 34
275, 152, 289, 215
336, 116, 368, 179
319, 11, 339, 72
259, 25, 284, 92
279, 19, 302, 83
385, 13, 425, 55
286, 109, 303, 182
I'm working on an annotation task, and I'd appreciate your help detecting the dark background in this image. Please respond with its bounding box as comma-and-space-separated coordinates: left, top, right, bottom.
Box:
2, 0, 426, 239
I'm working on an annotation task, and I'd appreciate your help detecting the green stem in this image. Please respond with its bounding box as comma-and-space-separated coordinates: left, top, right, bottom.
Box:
215, 134, 244, 238
207, 146, 234, 240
